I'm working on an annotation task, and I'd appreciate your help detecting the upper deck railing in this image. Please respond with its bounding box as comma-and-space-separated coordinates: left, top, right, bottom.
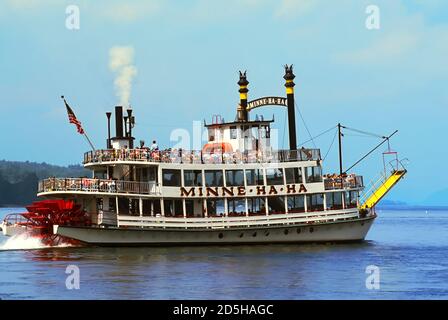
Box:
38, 177, 160, 195
83, 148, 321, 165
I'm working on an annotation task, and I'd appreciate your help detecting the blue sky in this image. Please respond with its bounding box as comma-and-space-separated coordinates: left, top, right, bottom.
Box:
0, 0, 447, 204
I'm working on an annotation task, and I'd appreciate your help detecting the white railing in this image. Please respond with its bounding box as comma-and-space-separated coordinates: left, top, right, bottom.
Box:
38, 178, 160, 195
117, 209, 360, 229
84, 148, 321, 165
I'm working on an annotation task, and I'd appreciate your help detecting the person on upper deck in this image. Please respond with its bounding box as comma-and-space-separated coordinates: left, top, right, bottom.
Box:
150, 140, 159, 151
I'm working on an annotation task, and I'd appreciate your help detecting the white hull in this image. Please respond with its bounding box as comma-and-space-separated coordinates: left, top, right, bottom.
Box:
54, 215, 376, 246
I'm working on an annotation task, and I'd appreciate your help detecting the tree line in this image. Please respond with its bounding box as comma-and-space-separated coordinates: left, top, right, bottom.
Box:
0, 160, 89, 206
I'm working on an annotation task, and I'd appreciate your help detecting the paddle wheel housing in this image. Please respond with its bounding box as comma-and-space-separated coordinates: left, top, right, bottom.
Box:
18, 200, 89, 246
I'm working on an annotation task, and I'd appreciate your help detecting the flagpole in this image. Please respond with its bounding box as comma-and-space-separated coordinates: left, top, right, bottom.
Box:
61, 95, 96, 152
83, 133, 96, 152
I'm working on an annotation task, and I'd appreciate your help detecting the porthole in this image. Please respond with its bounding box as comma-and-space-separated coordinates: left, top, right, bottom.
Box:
297, 228, 301, 234
265, 231, 270, 237
239, 233, 244, 238
252, 232, 257, 237
218, 233, 224, 239
284, 229, 289, 235
310, 227, 314, 233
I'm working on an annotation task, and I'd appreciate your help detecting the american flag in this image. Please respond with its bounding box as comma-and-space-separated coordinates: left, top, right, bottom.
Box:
62, 96, 84, 135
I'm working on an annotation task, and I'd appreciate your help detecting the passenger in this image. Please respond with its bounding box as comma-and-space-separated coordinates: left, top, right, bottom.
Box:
150, 140, 159, 151
108, 179, 116, 192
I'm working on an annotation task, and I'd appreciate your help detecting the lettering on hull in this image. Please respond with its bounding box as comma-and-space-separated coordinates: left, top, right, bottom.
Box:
179, 184, 308, 197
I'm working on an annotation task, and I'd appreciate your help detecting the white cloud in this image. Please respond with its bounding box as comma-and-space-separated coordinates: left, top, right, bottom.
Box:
98, 2, 161, 22
275, 0, 319, 19
336, 30, 420, 65
185, 0, 269, 22
4, 0, 60, 10
1, 0, 162, 23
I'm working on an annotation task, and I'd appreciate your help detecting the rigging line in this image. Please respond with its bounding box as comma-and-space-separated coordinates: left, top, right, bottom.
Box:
342, 126, 386, 139
294, 102, 317, 148
343, 134, 379, 138
344, 130, 398, 173
298, 125, 338, 147
323, 128, 338, 161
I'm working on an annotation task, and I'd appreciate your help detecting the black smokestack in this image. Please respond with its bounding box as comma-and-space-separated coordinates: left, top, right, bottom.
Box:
284, 65, 297, 150
106, 112, 112, 148
127, 108, 134, 148
237, 71, 249, 122
115, 106, 124, 138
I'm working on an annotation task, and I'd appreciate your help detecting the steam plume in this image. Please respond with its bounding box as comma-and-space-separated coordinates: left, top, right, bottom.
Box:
109, 46, 137, 106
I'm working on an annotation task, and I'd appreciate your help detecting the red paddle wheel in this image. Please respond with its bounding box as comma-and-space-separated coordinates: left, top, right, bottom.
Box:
20, 199, 90, 246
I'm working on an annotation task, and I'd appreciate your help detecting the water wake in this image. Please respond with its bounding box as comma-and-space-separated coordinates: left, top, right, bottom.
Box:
0, 233, 74, 251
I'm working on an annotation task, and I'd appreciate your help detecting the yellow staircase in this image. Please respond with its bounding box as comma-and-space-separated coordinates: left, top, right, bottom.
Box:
360, 169, 407, 209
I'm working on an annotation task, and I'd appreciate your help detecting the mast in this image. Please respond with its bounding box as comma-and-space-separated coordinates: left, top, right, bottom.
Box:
338, 123, 343, 175
284, 65, 297, 150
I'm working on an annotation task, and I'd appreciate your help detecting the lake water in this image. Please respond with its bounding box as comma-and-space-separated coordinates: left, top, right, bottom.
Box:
0, 207, 447, 300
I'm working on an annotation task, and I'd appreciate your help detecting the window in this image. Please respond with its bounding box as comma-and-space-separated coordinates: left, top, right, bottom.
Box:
208, 129, 215, 141
345, 191, 358, 208
118, 197, 130, 215
184, 170, 202, 186
267, 196, 285, 214
326, 192, 343, 210
285, 167, 302, 184
287, 195, 305, 213
206, 198, 225, 217
243, 125, 250, 138
266, 168, 284, 185
109, 198, 116, 213
264, 125, 270, 138
225, 170, 244, 186
306, 193, 324, 212
230, 126, 237, 139
136, 167, 149, 181
96, 198, 103, 211
94, 171, 107, 179
185, 200, 195, 217
252, 126, 259, 140
205, 170, 223, 187
247, 197, 266, 215
245, 169, 264, 186
164, 199, 183, 217
162, 169, 181, 186
305, 166, 323, 183
129, 199, 139, 215
227, 198, 246, 216
142, 199, 159, 216
148, 167, 157, 182
260, 125, 267, 139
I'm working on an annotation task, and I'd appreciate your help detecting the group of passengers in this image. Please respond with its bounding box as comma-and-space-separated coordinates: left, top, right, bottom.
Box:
44, 177, 119, 193
323, 172, 360, 189
85, 140, 316, 164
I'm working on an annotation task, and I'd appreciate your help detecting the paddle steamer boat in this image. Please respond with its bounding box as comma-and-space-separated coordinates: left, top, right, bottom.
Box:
1, 66, 407, 245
